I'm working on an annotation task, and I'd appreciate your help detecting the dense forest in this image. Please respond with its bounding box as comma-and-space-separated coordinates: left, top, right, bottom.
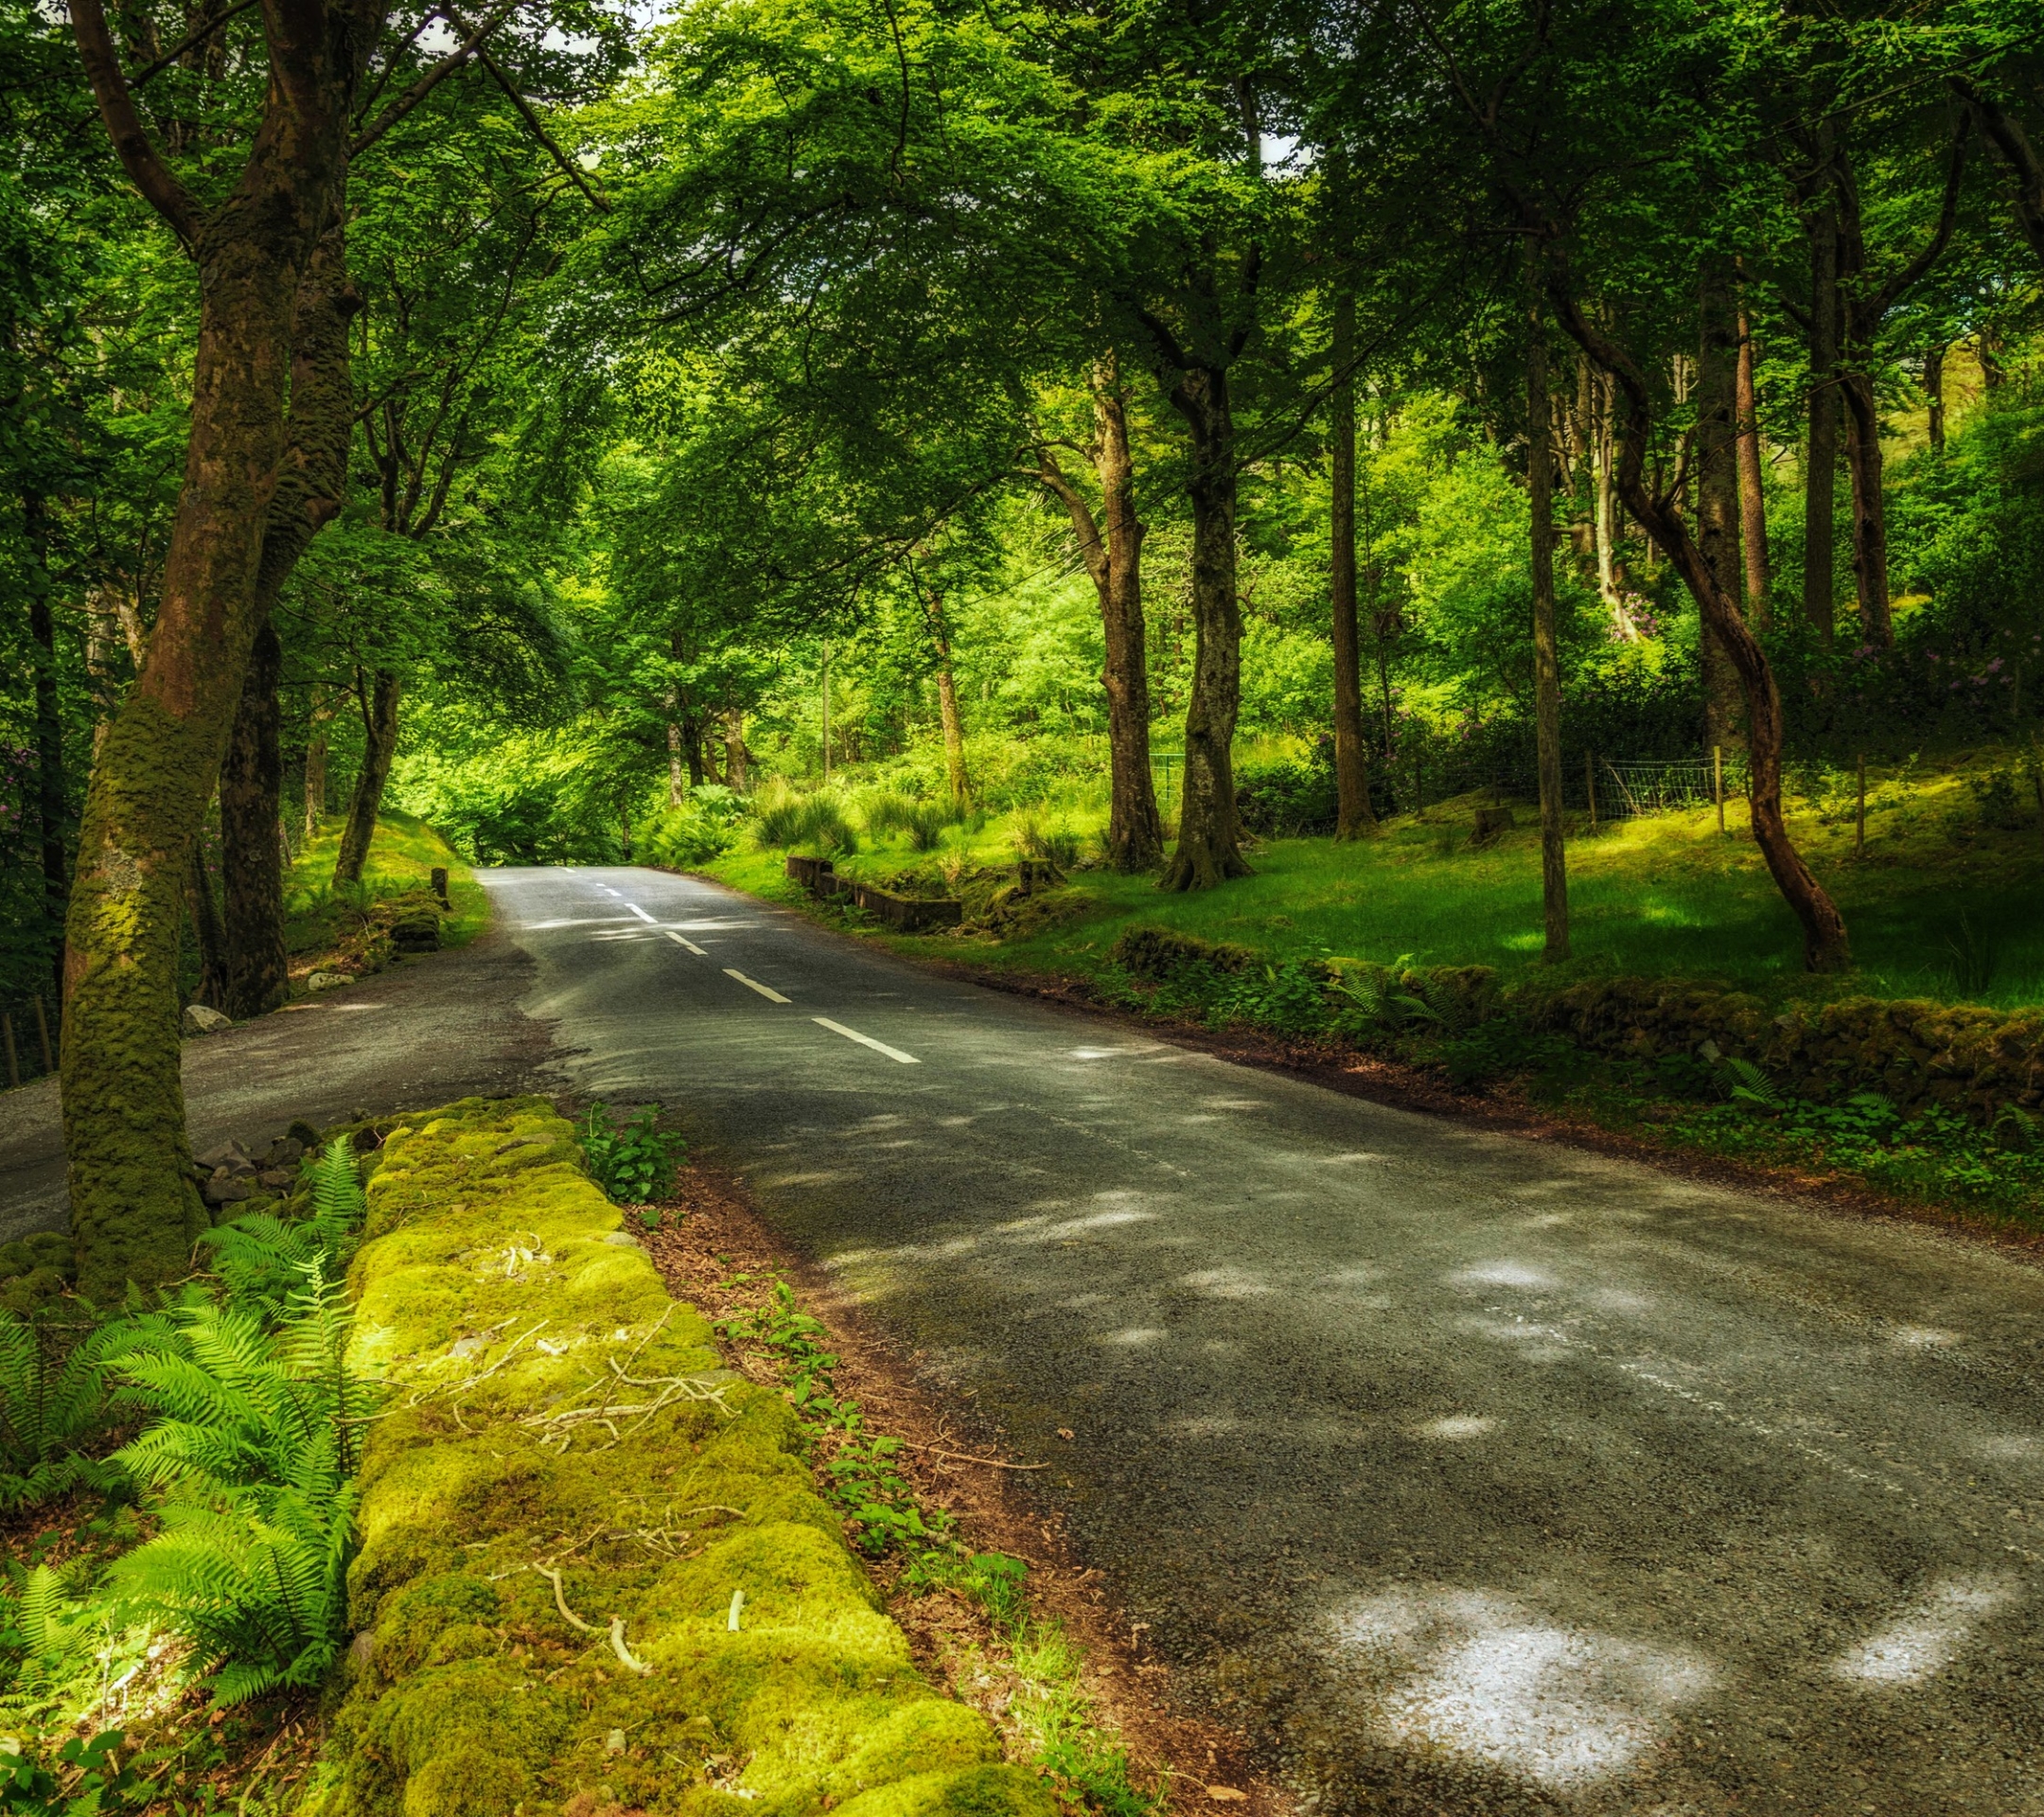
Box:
3, 0, 2044, 1287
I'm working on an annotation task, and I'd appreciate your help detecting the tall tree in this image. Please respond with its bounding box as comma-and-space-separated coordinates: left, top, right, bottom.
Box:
1525, 287, 1566, 961
1328, 209, 1377, 840
1030, 357, 1165, 868
59, 0, 594, 1296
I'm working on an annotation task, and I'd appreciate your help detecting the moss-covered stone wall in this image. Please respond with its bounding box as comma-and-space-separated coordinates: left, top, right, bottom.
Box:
310, 1097, 1052, 1817
1512, 979, 2044, 1122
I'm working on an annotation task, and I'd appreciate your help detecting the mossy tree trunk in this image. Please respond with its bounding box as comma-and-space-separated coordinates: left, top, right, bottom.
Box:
1548, 256, 1851, 974
62, 0, 399, 1296
333, 669, 402, 887
1155, 362, 1249, 891
1032, 354, 1162, 870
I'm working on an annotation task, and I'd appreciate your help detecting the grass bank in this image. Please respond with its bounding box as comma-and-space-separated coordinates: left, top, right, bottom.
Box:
281, 809, 487, 990
709, 745, 2044, 1011
701, 746, 2044, 1233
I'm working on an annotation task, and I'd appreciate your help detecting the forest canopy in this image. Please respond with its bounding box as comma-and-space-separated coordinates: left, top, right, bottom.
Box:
6, 0, 2044, 1287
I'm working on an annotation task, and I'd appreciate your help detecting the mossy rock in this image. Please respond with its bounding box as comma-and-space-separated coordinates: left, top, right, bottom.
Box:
1109, 924, 1257, 980
311, 1097, 1038, 1817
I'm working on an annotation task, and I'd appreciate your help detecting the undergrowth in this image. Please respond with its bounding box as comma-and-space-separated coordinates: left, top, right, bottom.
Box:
714, 1275, 1168, 1817
579, 1101, 688, 1213
0, 1137, 376, 1809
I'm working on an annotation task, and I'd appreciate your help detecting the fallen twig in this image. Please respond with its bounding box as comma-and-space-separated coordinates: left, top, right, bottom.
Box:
534, 1565, 600, 1635
895, 1440, 1048, 1471
609, 1616, 652, 1675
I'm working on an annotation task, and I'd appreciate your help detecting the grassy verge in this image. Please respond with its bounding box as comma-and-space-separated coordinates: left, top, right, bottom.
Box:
282, 809, 486, 990
698, 746, 2044, 1235
708, 743, 2044, 1011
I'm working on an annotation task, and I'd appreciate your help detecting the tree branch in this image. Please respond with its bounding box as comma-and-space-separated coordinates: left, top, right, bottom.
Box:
67, 0, 201, 246
473, 40, 608, 211
1869, 106, 1971, 319
350, 0, 524, 154
126, 0, 260, 91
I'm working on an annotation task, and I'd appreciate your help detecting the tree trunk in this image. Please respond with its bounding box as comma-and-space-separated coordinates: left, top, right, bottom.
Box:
22, 492, 68, 1003
333, 669, 401, 886
1158, 365, 1250, 891
1330, 265, 1376, 839
682, 712, 707, 788
1840, 376, 1891, 644
1925, 347, 1946, 455
722, 708, 749, 791
1526, 289, 1568, 962
1699, 260, 1748, 752
61, 0, 378, 1297
1805, 189, 1841, 648
303, 690, 329, 846
186, 836, 228, 1011
220, 619, 289, 1016
1548, 261, 1851, 973
666, 715, 686, 806
1034, 358, 1163, 868
1734, 284, 1771, 623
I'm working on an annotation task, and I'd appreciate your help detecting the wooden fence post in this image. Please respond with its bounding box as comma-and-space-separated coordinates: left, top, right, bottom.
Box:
2, 1014, 18, 1090
1585, 750, 1596, 828
1714, 745, 1725, 835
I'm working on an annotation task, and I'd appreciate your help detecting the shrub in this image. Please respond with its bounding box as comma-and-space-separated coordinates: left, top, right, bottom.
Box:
1014, 812, 1081, 870
108, 1264, 372, 1705
1235, 752, 1339, 836
580, 1101, 686, 1204
753, 792, 858, 856
199, 1137, 364, 1322
0, 1305, 124, 1511
639, 788, 745, 868
863, 793, 957, 852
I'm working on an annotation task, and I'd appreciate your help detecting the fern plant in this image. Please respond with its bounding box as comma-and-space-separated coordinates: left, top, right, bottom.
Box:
0, 1308, 127, 1512
1722, 1055, 1787, 1112
1, 1561, 96, 1701
106, 1261, 373, 1705
198, 1138, 364, 1321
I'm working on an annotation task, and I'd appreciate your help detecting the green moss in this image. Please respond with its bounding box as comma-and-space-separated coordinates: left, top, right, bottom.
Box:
62, 692, 217, 1301
312, 1098, 1048, 1817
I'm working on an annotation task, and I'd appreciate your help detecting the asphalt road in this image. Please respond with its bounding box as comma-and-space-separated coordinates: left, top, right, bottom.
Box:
0, 931, 546, 1245
9, 864, 2043, 1813
502, 866, 2044, 1816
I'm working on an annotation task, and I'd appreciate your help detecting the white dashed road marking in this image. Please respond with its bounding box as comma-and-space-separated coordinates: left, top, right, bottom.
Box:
666, 931, 708, 956
725, 968, 791, 1004
625, 904, 656, 923
813, 1016, 919, 1065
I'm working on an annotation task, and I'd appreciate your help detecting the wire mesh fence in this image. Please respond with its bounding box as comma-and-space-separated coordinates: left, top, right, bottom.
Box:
0, 992, 60, 1090
1595, 755, 1750, 821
